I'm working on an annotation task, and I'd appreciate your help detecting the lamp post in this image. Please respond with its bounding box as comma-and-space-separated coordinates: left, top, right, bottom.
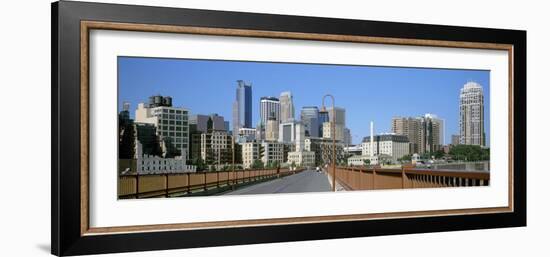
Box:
321, 94, 336, 192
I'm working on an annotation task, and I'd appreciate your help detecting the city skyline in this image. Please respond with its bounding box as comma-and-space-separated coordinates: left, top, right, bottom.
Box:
118, 57, 490, 145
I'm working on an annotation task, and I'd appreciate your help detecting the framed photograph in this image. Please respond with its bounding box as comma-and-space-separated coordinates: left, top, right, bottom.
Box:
52, 1, 526, 255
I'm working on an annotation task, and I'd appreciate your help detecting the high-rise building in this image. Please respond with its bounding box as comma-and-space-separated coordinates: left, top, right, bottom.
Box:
318, 109, 329, 137
451, 134, 460, 145
300, 106, 319, 137
265, 114, 279, 141
344, 127, 352, 146
278, 120, 299, 143
460, 82, 485, 146
322, 122, 345, 142
424, 113, 445, 145
135, 95, 189, 158
260, 96, 280, 126
392, 114, 443, 154
327, 106, 346, 126
232, 80, 252, 138
279, 91, 295, 123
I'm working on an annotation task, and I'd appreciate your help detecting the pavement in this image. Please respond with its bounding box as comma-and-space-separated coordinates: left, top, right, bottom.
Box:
222, 170, 332, 195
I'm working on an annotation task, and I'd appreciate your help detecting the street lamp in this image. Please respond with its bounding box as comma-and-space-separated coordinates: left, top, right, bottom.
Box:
321, 94, 336, 192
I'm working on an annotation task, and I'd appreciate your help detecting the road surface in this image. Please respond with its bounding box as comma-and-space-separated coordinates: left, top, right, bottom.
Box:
222, 170, 332, 195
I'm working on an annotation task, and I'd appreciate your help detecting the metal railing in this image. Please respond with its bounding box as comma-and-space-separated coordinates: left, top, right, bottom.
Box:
118, 168, 302, 198
334, 166, 490, 190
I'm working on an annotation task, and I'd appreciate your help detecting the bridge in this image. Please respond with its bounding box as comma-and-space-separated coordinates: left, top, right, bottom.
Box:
118, 165, 490, 198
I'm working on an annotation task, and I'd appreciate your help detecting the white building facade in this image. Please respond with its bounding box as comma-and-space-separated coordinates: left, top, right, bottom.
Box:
135, 99, 189, 158
361, 134, 410, 162
460, 81, 485, 146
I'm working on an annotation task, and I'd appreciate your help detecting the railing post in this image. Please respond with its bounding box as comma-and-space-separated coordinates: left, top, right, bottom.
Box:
401, 166, 405, 189
187, 173, 191, 194
165, 173, 169, 197
135, 173, 140, 199
204, 172, 207, 191
372, 167, 376, 189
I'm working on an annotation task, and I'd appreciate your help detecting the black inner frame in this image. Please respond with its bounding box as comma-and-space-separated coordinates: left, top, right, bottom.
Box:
51, 1, 526, 256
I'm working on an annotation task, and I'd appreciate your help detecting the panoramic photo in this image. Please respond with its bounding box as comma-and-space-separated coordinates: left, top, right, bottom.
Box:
117, 57, 491, 199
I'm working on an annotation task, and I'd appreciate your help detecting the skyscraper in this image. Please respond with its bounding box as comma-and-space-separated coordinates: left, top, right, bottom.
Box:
232, 80, 252, 138
265, 114, 279, 141
279, 91, 295, 123
392, 114, 443, 154
260, 96, 280, 126
318, 109, 329, 137
460, 82, 485, 146
300, 106, 319, 137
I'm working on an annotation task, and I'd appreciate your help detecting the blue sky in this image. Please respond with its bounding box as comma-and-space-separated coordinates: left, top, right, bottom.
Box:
118, 57, 490, 146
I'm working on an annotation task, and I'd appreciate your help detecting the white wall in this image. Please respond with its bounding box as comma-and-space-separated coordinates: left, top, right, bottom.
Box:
0, 0, 547, 256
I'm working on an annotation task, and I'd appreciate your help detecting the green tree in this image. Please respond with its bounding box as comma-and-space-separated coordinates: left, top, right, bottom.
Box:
449, 145, 490, 161
251, 159, 264, 169
363, 159, 371, 166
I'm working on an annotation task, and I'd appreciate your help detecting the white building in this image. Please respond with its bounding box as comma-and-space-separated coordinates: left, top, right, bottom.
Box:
361, 134, 410, 162
286, 123, 315, 167
279, 120, 298, 143
322, 122, 345, 142
460, 81, 485, 146
136, 142, 196, 174
241, 142, 261, 169
135, 97, 189, 158
288, 151, 315, 167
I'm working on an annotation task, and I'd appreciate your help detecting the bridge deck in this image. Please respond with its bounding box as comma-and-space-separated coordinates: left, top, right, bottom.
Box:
222, 170, 332, 195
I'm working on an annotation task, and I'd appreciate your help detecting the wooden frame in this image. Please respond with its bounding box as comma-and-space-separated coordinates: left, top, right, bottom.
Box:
52, 1, 526, 255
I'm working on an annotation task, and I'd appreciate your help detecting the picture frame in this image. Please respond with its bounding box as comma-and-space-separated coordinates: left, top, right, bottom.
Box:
51, 1, 526, 256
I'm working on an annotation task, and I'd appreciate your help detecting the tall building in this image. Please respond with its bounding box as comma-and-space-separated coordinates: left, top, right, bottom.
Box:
279, 91, 295, 123
327, 106, 346, 126
135, 95, 189, 158
343, 127, 352, 146
424, 113, 445, 145
322, 122, 345, 142
278, 120, 299, 143
318, 109, 329, 137
260, 97, 280, 126
460, 81, 485, 146
451, 134, 460, 145
300, 106, 319, 137
265, 114, 279, 141
232, 80, 252, 138
392, 114, 443, 154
